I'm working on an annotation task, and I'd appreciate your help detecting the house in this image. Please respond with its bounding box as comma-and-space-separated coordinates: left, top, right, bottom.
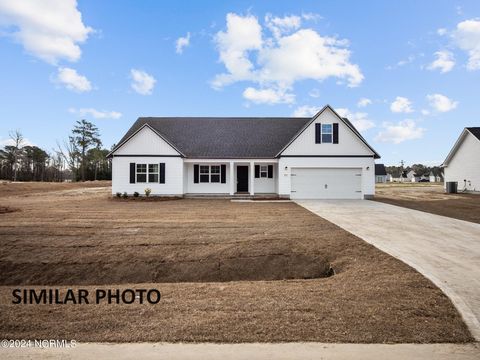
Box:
107, 105, 380, 199
429, 171, 443, 183
386, 173, 393, 182
375, 164, 387, 183
442, 127, 480, 192
406, 170, 420, 183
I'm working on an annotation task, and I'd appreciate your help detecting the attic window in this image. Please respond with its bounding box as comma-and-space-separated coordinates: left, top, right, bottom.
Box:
322, 124, 333, 143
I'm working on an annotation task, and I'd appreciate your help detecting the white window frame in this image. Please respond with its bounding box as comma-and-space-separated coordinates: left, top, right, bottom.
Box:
136, 164, 147, 183
321, 124, 333, 143
136, 163, 159, 183
260, 165, 268, 178
199, 165, 222, 183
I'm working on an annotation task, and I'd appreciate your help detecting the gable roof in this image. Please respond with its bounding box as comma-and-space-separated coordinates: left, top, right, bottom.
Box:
375, 164, 387, 176
108, 105, 380, 159
442, 127, 480, 167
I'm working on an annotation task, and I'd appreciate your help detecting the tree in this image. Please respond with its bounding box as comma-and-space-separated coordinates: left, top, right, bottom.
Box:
9, 130, 24, 181
71, 120, 101, 181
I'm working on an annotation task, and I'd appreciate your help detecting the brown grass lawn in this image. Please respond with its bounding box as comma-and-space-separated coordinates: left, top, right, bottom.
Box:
0, 182, 473, 343
374, 183, 480, 224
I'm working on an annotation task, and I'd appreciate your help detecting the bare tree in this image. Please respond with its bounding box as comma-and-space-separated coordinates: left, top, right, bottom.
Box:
56, 138, 79, 181
9, 130, 24, 181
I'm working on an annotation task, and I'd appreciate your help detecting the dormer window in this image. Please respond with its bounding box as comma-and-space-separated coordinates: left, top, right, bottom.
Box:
321, 124, 333, 143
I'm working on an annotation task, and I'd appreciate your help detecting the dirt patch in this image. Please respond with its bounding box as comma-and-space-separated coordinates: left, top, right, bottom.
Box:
0, 181, 111, 198
0, 206, 19, 214
0, 184, 473, 343
374, 183, 480, 224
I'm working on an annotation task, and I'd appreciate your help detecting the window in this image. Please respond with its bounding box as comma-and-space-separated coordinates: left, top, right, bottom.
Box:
136, 164, 147, 183
148, 164, 159, 183
210, 165, 220, 183
322, 124, 333, 143
200, 165, 210, 183
260, 165, 268, 178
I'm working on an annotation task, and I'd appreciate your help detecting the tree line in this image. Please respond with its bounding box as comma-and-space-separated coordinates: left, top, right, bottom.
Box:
385, 162, 443, 178
0, 120, 112, 182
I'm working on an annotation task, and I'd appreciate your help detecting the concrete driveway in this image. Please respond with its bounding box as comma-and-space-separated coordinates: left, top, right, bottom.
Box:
296, 200, 480, 341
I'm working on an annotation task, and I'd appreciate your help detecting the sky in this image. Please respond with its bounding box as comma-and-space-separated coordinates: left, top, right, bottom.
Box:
0, 0, 479, 166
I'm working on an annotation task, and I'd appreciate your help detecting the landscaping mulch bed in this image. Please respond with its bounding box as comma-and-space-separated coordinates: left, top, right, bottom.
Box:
0, 183, 473, 343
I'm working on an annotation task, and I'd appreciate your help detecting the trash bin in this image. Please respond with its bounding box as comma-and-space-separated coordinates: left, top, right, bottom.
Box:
446, 181, 458, 193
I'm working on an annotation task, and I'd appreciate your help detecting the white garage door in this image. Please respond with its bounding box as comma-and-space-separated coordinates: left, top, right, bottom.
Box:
290, 168, 362, 199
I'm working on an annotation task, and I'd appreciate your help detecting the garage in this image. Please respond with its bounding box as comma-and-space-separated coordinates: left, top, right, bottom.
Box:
290, 168, 362, 199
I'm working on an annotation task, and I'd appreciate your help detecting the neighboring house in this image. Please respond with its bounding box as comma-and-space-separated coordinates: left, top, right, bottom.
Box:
375, 164, 387, 183
442, 127, 480, 192
386, 173, 393, 182
406, 170, 421, 183
107, 105, 380, 199
428, 171, 443, 183
392, 171, 409, 182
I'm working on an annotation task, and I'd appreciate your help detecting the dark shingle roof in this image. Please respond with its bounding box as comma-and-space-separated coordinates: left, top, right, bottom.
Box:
114, 117, 310, 158
375, 164, 387, 176
467, 127, 480, 140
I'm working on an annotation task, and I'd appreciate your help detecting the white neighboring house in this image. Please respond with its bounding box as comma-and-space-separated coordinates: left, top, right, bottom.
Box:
107, 105, 380, 199
442, 127, 480, 192
375, 164, 387, 183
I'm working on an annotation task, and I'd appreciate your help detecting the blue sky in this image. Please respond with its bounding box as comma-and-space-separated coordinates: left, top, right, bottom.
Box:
0, 0, 479, 166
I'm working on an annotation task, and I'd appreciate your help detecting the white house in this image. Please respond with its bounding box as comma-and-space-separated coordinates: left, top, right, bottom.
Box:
107, 105, 380, 199
442, 127, 480, 192
375, 164, 387, 183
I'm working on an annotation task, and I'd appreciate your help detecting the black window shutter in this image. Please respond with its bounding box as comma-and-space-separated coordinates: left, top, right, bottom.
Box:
194, 164, 199, 183
129, 163, 136, 183
315, 123, 322, 144
268, 165, 273, 178
159, 163, 165, 184
333, 123, 339, 144
221, 164, 226, 183
255, 165, 260, 178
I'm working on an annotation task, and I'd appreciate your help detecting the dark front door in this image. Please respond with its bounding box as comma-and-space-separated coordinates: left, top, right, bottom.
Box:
237, 166, 249, 192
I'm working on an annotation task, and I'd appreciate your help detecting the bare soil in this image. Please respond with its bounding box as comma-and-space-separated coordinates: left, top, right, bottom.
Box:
0, 182, 473, 343
374, 183, 480, 224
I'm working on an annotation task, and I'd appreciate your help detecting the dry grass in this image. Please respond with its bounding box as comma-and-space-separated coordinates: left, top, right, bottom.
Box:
0, 182, 473, 343
375, 183, 480, 224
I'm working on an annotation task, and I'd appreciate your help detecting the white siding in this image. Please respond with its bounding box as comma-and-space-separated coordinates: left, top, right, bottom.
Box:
254, 164, 276, 193
112, 156, 183, 195
114, 126, 180, 156
185, 163, 230, 194
281, 107, 374, 157
278, 157, 375, 198
444, 133, 480, 191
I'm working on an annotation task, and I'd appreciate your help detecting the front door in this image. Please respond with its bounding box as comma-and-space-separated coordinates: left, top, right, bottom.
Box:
237, 166, 249, 192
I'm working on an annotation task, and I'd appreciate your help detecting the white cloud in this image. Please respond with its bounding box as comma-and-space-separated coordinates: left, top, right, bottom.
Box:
292, 105, 321, 117
357, 97, 372, 107
421, 109, 430, 116
336, 108, 375, 132
175, 32, 190, 54
55, 67, 92, 92
308, 88, 320, 98
68, 107, 122, 119
426, 93, 458, 112
212, 12, 363, 103
453, 19, 480, 70
130, 69, 156, 95
0, 137, 34, 147
437, 28, 447, 36
390, 96, 413, 113
243, 87, 294, 105
427, 50, 455, 73
0, 0, 92, 64
375, 120, 425, 144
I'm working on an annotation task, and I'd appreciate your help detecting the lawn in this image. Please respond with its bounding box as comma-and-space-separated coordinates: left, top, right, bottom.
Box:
0, 182, 472, 343
374, 183, 480, 224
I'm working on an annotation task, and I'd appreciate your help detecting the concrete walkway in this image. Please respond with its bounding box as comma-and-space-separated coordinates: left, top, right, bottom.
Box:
296, 200, 480, 341
1, 342, 479, 359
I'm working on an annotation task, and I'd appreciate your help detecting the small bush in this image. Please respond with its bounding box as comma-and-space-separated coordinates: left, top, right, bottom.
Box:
145, 188, 152, 197
133, 191, 139, 197
122, 192, 128, 199
115, 192, 121, 198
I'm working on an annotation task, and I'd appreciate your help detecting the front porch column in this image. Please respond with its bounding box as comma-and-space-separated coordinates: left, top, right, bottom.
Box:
249, 161, 255, 195
229, 161, 234, 195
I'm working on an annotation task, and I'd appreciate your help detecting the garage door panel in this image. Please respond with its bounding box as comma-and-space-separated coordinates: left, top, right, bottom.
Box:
291, 168, 362, 199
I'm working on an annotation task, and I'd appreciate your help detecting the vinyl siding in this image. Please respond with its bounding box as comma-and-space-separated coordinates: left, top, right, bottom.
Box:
444, 133, 480, 191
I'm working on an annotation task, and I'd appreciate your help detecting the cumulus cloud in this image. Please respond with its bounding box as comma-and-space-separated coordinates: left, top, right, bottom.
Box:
375, 120, 425, 144
308, 88, 320, 98
336, 108, 375, 132
175, 32, 191, 54
54, 67, 92, 92
426, 93, 458, 112
453, 19, 480, 70
0, 0, 92, 64
427, 50, 455, 73
390, 96, 413, 113
292, 105, 322, 117
130, 69, 156, 95
243, 86, 294, 104
68, 107, 122, 119
357, 97, 372, 108
212, 12, 363, 103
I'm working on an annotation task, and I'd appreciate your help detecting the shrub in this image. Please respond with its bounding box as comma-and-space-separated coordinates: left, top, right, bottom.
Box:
133, 191, 139, 197
115, 192, 121, 198
122, 192, 128, 199
145, 188, 152, 197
